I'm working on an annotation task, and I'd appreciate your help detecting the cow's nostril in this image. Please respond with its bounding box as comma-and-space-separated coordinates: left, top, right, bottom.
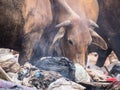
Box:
68, 40, 73, 46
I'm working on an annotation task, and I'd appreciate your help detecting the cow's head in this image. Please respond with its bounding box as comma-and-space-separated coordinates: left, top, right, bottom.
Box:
53, 17, 107, 66
51, 0, 107, 66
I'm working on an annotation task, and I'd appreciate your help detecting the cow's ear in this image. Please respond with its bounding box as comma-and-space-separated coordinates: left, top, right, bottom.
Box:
51, 27, 65, 46
90, 29, 108, 50
55, 20, 72, 28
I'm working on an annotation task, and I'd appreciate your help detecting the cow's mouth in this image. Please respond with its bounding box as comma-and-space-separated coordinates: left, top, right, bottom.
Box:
75, 53, 86, 67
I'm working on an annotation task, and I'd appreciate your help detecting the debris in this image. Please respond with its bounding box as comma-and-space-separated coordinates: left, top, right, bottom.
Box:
0, 50, 20, 73
74, 63, 91, 82
29, 70, 62, 89
109, 81, 120, 89
35, 57, 75, 81
0, 49, 119, 90
18, 62, 62, 89
0, 59, 20, 73
104, 61, 120, 81
0, 79, 37, 90
106, 77, 117, 82
48, 78, 86, 90
0, 66, 13, 81
109, 62, 120, 77
79, 81, 112, 90
0, 53, 14, 62
86, 68, 107, 81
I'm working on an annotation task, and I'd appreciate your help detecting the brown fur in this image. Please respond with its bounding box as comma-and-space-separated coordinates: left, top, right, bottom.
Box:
89, 0, 120, 67
52, 0, 99, 66
0, 0, 103, 66
0, 0, 52, 64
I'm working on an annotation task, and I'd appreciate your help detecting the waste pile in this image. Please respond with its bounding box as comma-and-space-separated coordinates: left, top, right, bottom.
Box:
0, 49, 120, 90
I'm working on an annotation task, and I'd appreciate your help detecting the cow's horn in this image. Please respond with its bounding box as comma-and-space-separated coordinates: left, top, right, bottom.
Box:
56, 20, 72, 28
90, 29, 108, 50
89, 20, 99, 28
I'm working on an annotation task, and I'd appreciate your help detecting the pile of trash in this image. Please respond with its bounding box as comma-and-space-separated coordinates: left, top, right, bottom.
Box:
0, 49, 120, 90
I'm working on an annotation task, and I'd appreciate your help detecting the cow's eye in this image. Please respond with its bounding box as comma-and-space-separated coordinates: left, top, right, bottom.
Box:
68, 39, 73, 46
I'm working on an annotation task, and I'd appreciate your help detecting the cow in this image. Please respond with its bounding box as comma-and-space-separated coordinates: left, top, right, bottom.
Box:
49, 0, 108, 66
0, 0, 107, 66
88, 0, 120, 67
0, 0, 53, 65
